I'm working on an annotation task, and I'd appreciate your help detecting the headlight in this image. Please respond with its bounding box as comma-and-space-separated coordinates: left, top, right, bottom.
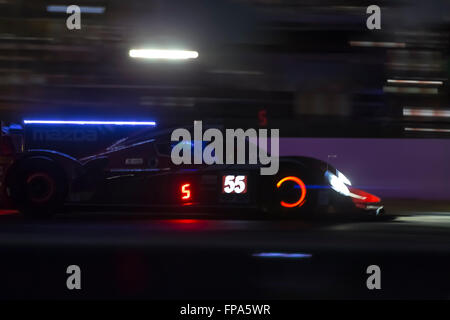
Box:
336, 170, 351, 186
325, 171, 350, 196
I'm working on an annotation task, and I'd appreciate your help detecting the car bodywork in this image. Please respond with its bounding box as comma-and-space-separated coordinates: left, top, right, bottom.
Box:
0, 122, 384, 218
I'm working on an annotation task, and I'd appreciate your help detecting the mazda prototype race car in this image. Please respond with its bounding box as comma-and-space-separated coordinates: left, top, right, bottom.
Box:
0, 121, 384, 219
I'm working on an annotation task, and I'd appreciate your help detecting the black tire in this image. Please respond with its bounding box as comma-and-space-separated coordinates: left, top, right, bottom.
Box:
9, 157, 67, 219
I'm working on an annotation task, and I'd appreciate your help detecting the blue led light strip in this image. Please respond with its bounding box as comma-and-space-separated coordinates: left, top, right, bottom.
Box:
23, 120, 156, 126
252, 252, 312, 259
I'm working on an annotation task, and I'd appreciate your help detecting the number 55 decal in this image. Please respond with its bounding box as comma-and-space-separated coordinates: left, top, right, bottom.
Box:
223, 175, 247, 194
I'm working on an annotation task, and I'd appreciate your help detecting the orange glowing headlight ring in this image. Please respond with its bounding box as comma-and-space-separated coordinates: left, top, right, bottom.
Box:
276, 176, 307, 208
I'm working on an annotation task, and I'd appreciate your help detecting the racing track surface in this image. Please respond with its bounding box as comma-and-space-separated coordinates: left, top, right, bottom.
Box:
0, 209, 449, 299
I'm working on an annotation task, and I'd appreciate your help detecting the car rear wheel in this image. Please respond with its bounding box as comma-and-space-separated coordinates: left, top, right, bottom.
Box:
9, 157, 67, 219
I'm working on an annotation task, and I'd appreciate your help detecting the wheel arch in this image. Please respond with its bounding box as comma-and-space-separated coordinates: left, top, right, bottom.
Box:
5, 149, 83, 191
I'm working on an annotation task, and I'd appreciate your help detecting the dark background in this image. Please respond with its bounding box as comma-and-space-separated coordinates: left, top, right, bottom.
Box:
0, 0, 448, 137
0, 0, 450, 301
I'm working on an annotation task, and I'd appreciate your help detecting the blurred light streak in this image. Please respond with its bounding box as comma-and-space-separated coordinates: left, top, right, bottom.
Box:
23, 120, 156, 126
209, 70, 263, 75
388, 79, 443, 85
349, 41, 405, 48
404, 127, 450, 133
383, 86, 438, 94
172, 219, 198, 224
0, 210, 19, 216
47, 5, 105, 14
0, 36, 54, 41
295, 185, 328, 189
161, 219, 207, 231
403, 108, 450, 118
396, 215, 450, 224
252, 252, 312, 259
129, 49, 198, 60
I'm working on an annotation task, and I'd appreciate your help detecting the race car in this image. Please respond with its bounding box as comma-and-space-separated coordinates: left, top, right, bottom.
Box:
0, 120, 384, 219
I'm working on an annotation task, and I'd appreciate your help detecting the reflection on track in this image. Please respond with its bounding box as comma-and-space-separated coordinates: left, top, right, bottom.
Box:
0, 210, 450, 299
0, 210, 449, 251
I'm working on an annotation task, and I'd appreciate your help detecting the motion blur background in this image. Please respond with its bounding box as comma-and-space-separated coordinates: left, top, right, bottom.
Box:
0, 0, 449, 203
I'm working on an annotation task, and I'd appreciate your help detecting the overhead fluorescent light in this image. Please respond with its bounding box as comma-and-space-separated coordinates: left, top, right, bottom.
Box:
23, 120, 156, 126
129, 49, 198, 60
47, 5, 105, 14
403, 108, 450, 118
388, 79, 443, 85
